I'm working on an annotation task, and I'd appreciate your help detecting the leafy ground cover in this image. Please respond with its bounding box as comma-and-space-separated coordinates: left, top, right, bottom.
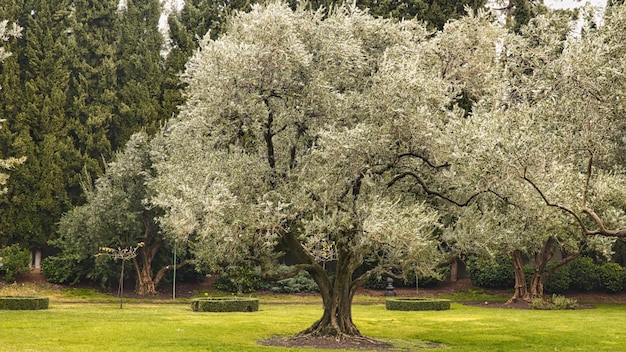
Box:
1, 280, 626, 351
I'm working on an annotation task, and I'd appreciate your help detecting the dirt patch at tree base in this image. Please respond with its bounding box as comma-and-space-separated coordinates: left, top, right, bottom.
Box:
259, 335, 393, 350
258, 335, 444, 351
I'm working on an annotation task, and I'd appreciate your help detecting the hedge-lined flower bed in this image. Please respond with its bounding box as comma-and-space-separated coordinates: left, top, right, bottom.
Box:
386, 297, 450, 311
0, 296, 49, 310
191, 297, 259, 312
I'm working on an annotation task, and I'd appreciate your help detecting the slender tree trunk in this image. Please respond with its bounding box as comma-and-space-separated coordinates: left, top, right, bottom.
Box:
508, 250, 529, 303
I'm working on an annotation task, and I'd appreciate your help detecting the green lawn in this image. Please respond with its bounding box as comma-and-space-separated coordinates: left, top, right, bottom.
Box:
1, 299, 625, 351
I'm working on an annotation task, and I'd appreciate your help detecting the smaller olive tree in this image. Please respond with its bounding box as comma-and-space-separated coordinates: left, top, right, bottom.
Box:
51, 132, 186, 295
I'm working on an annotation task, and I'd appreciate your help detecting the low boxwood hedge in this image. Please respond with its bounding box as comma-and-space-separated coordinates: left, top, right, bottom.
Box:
0, 296, 49, 310
191, 297, 259, 312
385, 297, 451, 311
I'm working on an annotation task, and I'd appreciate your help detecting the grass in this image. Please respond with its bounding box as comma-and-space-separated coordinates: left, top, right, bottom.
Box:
1, 284, 625, 351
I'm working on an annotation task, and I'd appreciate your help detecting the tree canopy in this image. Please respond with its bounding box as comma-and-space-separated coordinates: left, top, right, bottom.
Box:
151, 1, 507, 338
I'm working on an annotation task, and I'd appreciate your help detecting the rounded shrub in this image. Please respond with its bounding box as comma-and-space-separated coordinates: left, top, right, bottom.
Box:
260, 266, 319, 293
0, 244, 30, 282
543, 264, 571, 294
191, 297, 259, 312
385, 297, 451, 311
568, 257, 599, 291
0, 296, 49, 310
467, 257, 515, 289
215, 265, 262, 294
599, 263, 626, 293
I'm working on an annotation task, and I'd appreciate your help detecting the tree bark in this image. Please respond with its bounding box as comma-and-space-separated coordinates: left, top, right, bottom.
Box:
299, 250, 363, 338
508, 250, 529, 303
282, 231, 364, 338
528, 237, 555, 301
130, 214, 170, 296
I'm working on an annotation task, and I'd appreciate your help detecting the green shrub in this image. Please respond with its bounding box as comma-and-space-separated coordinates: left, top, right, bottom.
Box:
0, 296, 49, 310
363, 271, 444, 290
467, 257, 515, 289
568, 257, 599, 291
41, 254, 85, 285
543, 264, 571, 294
260, 266, 319, 293
0, 244, 30, 282
215, 265, 262, 294
363, 274, 387, 289
531, 294, 578, 310
599, 263, 626, 293
385, 297, 451, 311
191, 297, 259, 312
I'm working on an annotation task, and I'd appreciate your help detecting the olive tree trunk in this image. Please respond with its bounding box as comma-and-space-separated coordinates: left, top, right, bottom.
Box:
508, 249, 529, 303
282, 233, 367, 338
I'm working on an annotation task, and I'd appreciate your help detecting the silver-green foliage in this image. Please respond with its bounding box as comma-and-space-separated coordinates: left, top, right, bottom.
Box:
444, 7, 626, 262
151, 2, 493, 278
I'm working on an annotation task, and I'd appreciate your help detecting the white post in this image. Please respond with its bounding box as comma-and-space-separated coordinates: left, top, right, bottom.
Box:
172, 242, 177, 300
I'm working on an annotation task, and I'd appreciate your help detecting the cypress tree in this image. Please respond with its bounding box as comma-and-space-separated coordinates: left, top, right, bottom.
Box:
112, 0, 169, 148
0, 0, 91, 248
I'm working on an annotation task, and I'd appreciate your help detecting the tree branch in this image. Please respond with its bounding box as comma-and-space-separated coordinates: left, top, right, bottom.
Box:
398, 152, 451, 170
521, 169, 589, 234
387, 171, 487, 207
582, 150, 593, 207
522, 169, 626, 237
582, 208, 626, 237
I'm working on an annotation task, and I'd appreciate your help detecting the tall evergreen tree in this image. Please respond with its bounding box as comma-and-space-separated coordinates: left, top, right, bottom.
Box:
113, 0, 170, 148
0, 0, 93, 248
0, 19, 24, 199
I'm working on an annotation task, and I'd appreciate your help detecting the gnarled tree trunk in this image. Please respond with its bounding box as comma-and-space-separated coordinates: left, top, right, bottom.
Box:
282, 232, 366, 338
300, 249, 362, 337
508, 249, 529, 303
528, 237, 555, 301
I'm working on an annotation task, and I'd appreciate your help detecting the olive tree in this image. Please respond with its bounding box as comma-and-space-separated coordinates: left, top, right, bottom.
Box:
54, 132, 184, 295
446, 6, 626, 302
151, 2, 503, 339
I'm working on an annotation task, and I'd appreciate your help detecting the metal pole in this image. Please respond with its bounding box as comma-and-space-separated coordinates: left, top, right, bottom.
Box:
172, 241, 177, 300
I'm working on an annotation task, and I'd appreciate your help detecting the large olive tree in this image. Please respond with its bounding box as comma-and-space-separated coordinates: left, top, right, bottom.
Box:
151, 2, 501, 339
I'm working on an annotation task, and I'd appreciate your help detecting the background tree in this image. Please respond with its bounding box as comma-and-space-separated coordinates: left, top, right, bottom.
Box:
0, 0, 176, 254
48, 132, 184, 295
151, 2, 505, 339
0, 19, 23, 196
447, 5, 626, 302
0, 0, 93, 248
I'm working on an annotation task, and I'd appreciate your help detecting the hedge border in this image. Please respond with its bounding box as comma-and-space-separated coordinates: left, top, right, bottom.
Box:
385, 297, 451, 311
191, 297, 259, 312
0, 296, 49, 310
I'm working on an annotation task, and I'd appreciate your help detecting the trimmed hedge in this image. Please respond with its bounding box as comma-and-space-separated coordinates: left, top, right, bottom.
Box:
0, 296, 49, 310
385, 297, 451, 311
191, 297, 259, 312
